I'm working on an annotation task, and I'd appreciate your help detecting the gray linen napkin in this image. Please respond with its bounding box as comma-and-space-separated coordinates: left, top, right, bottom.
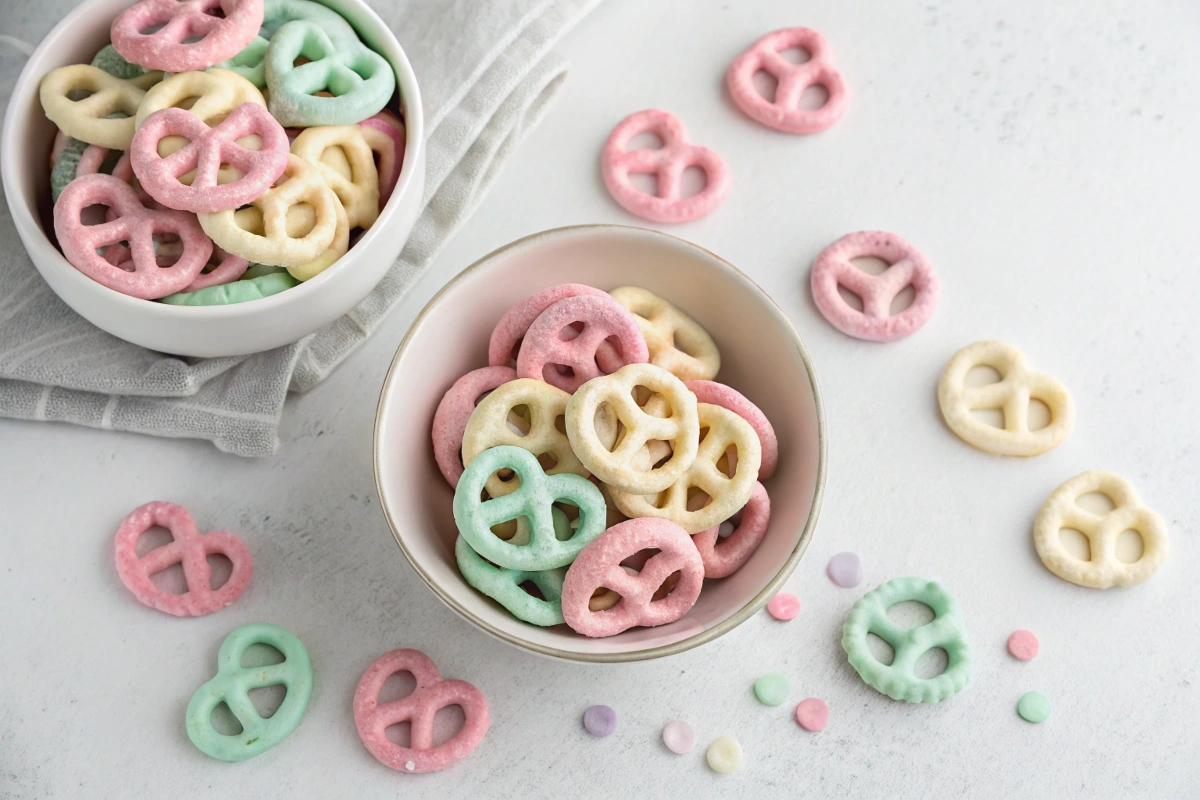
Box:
0, 0, 599, 456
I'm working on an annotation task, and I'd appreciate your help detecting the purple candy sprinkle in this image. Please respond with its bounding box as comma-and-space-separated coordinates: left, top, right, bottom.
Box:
827, 552, 863, 587
583, 705, 616, 737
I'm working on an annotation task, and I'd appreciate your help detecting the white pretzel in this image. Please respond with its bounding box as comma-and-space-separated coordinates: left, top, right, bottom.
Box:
462, 379, 589, 498
291, 125, 380, 230
134, 68, 265, 128
609, 403, 761, 534
1033, 471, 1168, 589
937, 340, 1074, 456
565, 363, 699, 495
39, 65, 162, 149
609, 286, 720, 381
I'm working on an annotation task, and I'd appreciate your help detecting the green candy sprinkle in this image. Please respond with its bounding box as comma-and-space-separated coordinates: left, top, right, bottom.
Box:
753, 673, 790, 707
160, 271, 298, 306
1017, 691, 1051, 723
841, 576, 973, 704
186, 623, 312, 761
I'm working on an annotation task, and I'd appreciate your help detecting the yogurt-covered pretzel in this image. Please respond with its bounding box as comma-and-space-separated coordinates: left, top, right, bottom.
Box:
1033, 471, 1168, 589
134, 68, 265, 128
565, 363, 699, 495
691, 482, 770, 578
726, 27, 848, 134
685, 380, 778, 480
359, 116, 405, 208
610, 402, 761, 534
516, 294, 649, 392
54, 174, 211, 298
937, 340, 1074, 456
609, 286, 720, 381
111, 0, 265, 73
560, 517, 704, 638
432, 366, 517, 488
462, 378, 589, 498
489, 284, 610, 368
39, 65, 161, 149
291, 125, 380, 229
198, 154, 338, 267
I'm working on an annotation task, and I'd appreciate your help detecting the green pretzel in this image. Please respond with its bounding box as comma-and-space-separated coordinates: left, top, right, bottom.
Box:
91, 44, 150, 80
456, 535, 567, 626
160, 270, 298, 306
841, 577, 973, 704
185, 623, 313, 761
216, 0, 359, 89
453, 445, 606, 571
50, 137, 119, 202
265, 19, 395, 127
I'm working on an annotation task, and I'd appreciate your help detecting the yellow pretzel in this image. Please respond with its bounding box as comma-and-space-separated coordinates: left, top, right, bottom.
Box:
39, 65, 162, 149
609, 403, 761, 534
198, 154, 338, 268
609, 286, 720, 381
226, 191, 349, 280
461, 379, 590, 498
1033, 471, 1168, 589
290, 126, 380, 230
565, 363, 699, 495
135, 69, 265, 128
937, 340, 1074, 457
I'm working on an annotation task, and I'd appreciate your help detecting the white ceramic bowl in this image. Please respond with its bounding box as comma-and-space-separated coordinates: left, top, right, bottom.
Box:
0, 0, 425, 357
374, 225, 827, 663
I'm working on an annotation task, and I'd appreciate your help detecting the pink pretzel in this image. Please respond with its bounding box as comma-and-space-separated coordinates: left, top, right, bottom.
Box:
431, 366, 517, 488
515, 295, 649, 393
359, 117, 405, 208
686, 380, 779, 480
488, 284, 610, 368
353, 648, 489, 773
726, 28, 848, 134
131, 103, 289, 213
601, 109, 731, 224
111, 0, 264, 73
810, 231, 939, 342
54, 174, 211, 299
561, 518, 704, 638
692, 482, 771, 579
113, 501, 252, 616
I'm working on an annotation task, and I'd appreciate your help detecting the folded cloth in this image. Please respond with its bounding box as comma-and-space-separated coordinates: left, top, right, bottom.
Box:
0, 0, 600, 456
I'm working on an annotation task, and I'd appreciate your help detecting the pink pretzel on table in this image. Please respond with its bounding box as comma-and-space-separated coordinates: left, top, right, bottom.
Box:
353, 648, 489, 773
726, 27, 848, 134
54, 174, 212, 299
810, 231, 939, 342
111, 0, 264, 73
601, 109, 730, 223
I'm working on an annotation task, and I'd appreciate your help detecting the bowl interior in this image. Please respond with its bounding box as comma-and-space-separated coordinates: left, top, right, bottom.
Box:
375, 225, 825, 661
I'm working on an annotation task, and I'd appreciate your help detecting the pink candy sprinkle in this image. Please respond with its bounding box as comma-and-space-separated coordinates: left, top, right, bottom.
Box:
826, 552, 863, 588
1007, 629, 1039, 661
795, 698, 828, 732
766, 592, 801, 621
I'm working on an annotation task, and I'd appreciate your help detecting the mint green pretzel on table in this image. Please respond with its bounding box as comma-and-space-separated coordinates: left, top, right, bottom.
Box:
453, 445, 606, 571
185, 623, 313, 761
841, 577, 973, 704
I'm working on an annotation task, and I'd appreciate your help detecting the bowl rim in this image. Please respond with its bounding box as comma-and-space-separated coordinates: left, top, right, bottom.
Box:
372, 223, 828, 663
0, 0, 425, 319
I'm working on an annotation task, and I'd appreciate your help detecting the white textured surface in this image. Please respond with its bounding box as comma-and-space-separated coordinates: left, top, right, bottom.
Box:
2, 0, 1199, 796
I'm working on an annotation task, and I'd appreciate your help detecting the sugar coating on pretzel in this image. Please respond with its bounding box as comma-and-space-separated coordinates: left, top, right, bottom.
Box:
726, 27, 848, 134
112, 0, 265, 74
938, 340, 1074, 457
841, 576, 973, 704
462, 378, 589, 498
456, 536, 566, 626
610, 402, 761, 534
566, 363, 700, 495
134, 68, 265, 128
609, 286, 720, 381
1033, 471, 1168, 588
685, 380, 778, 480
692, 482, 770, 578
431, 366, 517, 488
291, 124, 381, 229
39, 64, 160, 149
489, 284, 610, 368
516, 294, 649, 392
560, 517, 704, 637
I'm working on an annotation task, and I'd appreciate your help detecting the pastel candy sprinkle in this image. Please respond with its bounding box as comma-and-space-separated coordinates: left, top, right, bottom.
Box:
1018, 691, 1051, 723
583, 705, 616, 737
1007, 629, 1039, 661
766, 592, 801, 621
795, 698, 828, 732
662, 720, 695, 754
754, 673, 790, 706
706, 736, 743, 774
827, 552, 863, 587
